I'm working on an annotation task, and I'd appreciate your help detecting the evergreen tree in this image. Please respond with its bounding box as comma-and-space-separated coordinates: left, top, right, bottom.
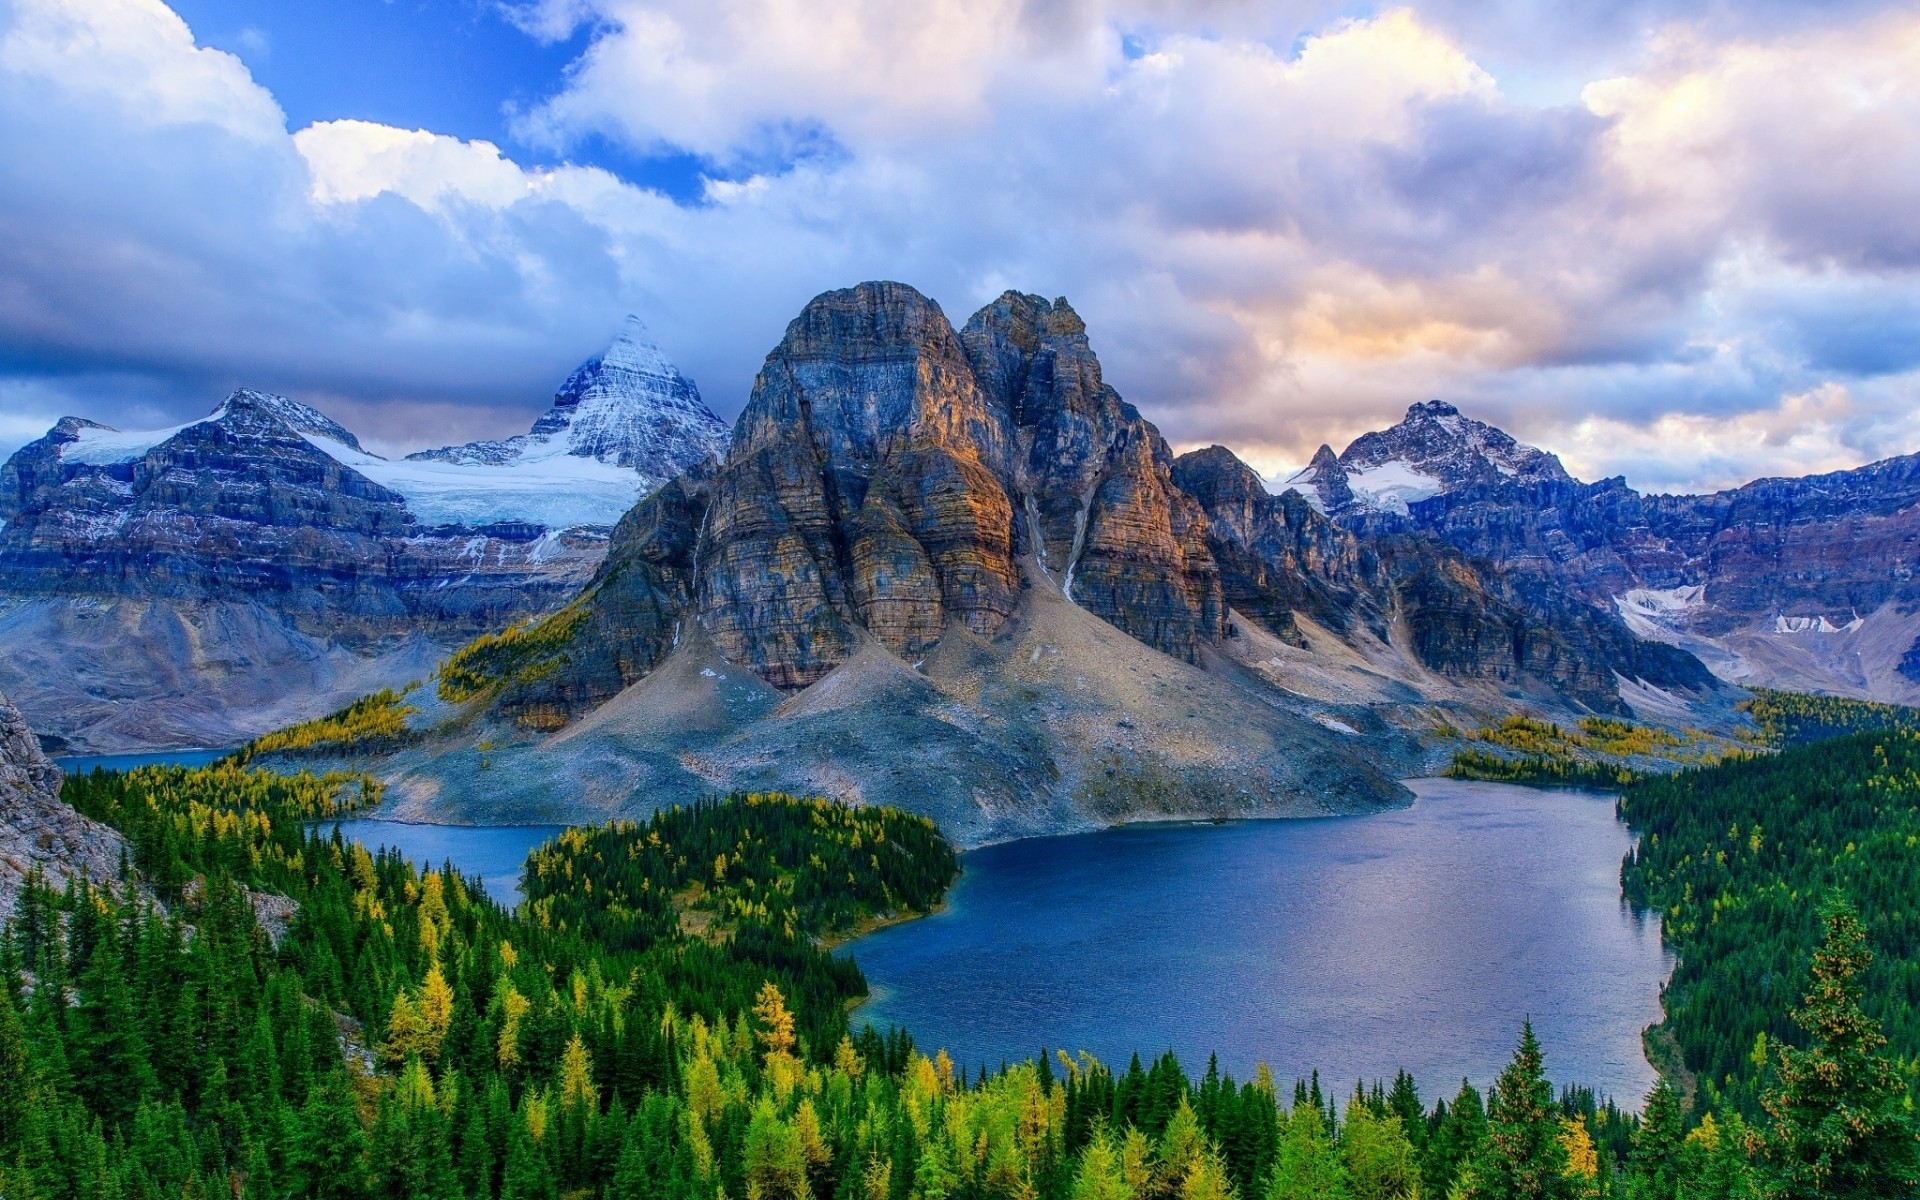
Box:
294, 1071, 370, 1200
1267, 1102, 1347, 1200
1751, 902, 1920, 1198
1627, 1079, 1685, 1200
1464, 1021, 1570, 1200
1423, 1081, 1485, 1200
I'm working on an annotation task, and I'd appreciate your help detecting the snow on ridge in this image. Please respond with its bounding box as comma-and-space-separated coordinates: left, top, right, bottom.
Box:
413, 315, 728, 481
1772, 613, 1864, 635
299, 433, 645, 530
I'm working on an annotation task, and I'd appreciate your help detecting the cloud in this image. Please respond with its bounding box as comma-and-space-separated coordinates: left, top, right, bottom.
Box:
0, 0, 1917, 498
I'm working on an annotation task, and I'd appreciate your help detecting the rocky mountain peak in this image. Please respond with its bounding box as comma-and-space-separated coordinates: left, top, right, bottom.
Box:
219, 388, 364, 450
1291, 400, 1571, 517
412, 316, 728, 486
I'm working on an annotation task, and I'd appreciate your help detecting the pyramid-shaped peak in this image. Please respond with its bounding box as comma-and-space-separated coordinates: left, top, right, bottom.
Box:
410, 316, 728, 484
219, 388, 364, 451
595, 314, 677, 376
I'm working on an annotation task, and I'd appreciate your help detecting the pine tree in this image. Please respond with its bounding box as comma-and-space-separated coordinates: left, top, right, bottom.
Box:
1268, 1101, 1348, 1200
0, 984, 34, 1149
294, 1071, 371, 1200
1626, 1079, 1684, 1200
1423, 1081, 1485, 1200
1464, 1021, 1570, 1200
1750, 902, 1920, 1197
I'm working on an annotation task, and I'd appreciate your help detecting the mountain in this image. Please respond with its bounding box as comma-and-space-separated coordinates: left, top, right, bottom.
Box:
1288, 404, 1920, 703
1286, 400, 1572, 517
0, 689, 125, 917
350, 284, 1708, 844
0, 323, 727, 752
410, 315, 728, 485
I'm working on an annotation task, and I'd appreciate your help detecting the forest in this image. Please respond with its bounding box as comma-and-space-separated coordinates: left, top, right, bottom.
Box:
3, 744, 1916, 1198
1619, 730, 1920, 1119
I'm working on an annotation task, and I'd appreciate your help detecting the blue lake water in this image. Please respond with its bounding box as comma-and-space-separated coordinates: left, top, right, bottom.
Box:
842, 779, 1670, 1105
56, 748, 229, 773
321, 820, 565, 907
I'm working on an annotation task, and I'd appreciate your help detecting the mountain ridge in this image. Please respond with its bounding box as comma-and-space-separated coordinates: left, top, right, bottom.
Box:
0, 321, 725, 751
1278, 401, 1920, 703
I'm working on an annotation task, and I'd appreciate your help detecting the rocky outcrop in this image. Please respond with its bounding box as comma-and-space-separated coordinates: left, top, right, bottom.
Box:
697, 283, 1021, 687
1171, 445, 1376, 642
485, 285, 1242, 714
964, 293, 1222, 661
0, 690, 127, 916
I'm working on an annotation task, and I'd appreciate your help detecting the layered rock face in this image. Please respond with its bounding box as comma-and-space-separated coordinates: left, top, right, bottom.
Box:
965, 293, 1222, 661
0, 690, 126, 917
692, 285, 1221, 689
505, 284, 1237, 710
699, 282, 1021, 687
0, 390, 600, 641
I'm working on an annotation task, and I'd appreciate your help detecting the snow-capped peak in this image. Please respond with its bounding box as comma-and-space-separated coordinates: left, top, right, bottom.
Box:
1296, 400, 1572, 518
411, 315, 730, 485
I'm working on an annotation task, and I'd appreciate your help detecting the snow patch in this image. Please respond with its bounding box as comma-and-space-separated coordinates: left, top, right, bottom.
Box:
1312, 714, 1359, 735
300, 434, 645, 529
1345, 460, 1443, 514
62, 414, 214, 465
1773, 613, 1864, 635
1615, 585, 1707, 639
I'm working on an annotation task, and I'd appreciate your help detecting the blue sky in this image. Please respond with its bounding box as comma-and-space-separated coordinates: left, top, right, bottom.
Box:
2, 0, 1917, 493
167, 0, 717, 201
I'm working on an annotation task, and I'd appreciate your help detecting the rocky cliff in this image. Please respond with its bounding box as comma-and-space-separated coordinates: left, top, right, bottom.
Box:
0, 690, 126, 916
0, 322, 727, 751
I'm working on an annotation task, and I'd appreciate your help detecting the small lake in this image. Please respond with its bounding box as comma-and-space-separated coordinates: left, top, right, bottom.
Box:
321, 820, 565, 908
56, 748, 229, 773
843, 779, 1670, 1104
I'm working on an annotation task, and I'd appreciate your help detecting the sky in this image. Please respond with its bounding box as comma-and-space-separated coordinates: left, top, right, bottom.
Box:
1, 0, 1917, 493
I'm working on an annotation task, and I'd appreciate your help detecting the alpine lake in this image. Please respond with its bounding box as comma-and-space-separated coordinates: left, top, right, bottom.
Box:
64, 751, 1669, 1101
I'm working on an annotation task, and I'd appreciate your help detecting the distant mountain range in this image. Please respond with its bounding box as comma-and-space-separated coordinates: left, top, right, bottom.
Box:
0, 320, 726, 752
1285, 400, 1920, 705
